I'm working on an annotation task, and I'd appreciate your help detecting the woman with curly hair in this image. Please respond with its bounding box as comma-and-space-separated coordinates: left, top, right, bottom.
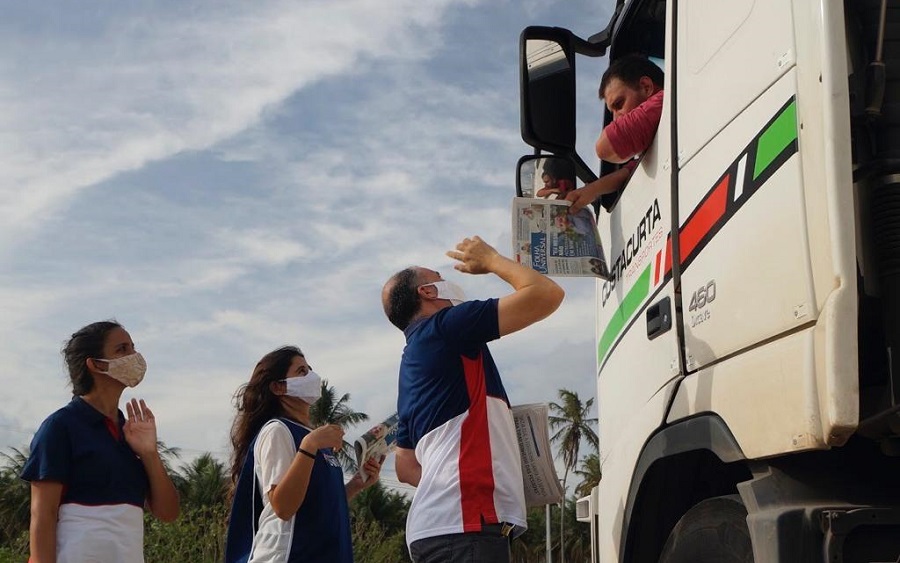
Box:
226, 346, 381, 563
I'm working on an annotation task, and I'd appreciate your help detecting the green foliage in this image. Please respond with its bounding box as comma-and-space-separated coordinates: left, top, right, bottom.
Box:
144, 451, 231, 561
573, 452, 602, 498
172, 452, 229, 509
351, 517, 410, 563
549, 388, 599, 561
510, 500, 592, 563
0, 533, 28, 563
156, 440, 181, 476
144, 505, 227, 563
511, 505, 551, 562
351, 482, 408, 527
350, 482, 410, 562
549, 389, 599, 483
0, 448, 29, 559
561, 496, 589, 562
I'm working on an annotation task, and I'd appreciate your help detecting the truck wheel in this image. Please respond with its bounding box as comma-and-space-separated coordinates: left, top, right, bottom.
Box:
658, 495, 754, 563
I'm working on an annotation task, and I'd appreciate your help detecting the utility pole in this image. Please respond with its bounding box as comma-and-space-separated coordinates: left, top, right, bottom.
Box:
559, 479, 566, 563
546, 503, 552, 563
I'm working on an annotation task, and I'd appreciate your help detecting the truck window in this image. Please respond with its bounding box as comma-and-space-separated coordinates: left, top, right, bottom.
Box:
599, 0, 667, 211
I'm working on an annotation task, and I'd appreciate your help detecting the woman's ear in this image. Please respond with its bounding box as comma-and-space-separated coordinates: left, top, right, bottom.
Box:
269, 380, 285, 396
86, 358, 105, 375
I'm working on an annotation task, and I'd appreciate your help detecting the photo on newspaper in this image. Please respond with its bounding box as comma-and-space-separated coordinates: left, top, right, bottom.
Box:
511, 197, 610, 279
512, 403, 564, 507
354, 413, 399, 480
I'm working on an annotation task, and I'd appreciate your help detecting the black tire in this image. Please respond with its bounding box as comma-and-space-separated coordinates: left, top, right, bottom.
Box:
658, 495, 754, 563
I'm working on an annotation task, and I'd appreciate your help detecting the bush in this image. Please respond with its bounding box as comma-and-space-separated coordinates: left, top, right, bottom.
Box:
351, 518, 410, 563
144, 505, 228, 563
0, 534, 27, 563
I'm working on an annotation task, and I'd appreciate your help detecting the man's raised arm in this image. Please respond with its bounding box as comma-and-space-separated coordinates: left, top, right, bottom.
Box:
447, 236, 564, 337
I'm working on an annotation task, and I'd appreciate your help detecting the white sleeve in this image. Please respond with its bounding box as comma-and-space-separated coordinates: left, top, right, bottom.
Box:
253, 420, 296, 494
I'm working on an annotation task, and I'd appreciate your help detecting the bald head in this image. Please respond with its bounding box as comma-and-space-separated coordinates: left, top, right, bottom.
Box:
382, 267, 423, 330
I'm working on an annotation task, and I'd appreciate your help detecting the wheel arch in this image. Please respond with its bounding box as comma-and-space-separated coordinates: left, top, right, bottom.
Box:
620, 414, 752, 563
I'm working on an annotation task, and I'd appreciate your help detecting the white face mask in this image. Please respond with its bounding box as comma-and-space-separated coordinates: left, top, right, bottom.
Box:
281, 370, 322, 404
95, 352, 147, 387
424, 280, 467, 306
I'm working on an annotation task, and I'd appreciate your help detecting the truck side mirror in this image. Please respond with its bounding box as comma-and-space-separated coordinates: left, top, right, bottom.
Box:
517, 155, 577, 200
520, 28, 577, 154
518, 155, 603, 217
514, 155, 611, 281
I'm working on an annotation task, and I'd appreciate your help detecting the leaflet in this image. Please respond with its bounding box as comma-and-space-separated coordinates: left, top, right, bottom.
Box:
354, 413, 399, 480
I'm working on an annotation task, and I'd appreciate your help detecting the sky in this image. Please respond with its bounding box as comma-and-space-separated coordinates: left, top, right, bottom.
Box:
0, 0, 615, 495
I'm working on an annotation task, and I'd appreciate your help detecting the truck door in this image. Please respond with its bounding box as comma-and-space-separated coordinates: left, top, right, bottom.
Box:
595, 0, 680, 462
668, 0, 860, 455
673, 0, 804, 377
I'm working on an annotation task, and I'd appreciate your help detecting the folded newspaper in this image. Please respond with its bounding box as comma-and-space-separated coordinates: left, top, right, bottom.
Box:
361, 407, 562, 506
354, 413, 399, 480
512, 196, 610, 278
513, 403, 565, 507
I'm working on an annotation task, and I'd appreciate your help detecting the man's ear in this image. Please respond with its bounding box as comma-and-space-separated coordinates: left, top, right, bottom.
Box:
639, 76, 656, 97
418, 284, 436, 300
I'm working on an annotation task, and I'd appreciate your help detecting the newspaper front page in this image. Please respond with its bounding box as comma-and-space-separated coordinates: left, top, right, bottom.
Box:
512, 196, 609, 278
513, 403, 564, 507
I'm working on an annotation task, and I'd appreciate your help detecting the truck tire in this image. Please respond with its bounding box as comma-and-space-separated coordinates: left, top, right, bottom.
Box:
657, 495, 754, 563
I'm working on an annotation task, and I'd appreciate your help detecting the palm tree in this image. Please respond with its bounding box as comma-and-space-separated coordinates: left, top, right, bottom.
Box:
349, 482, 411, 562
157, 440, 182, 476
173, 453, 229, 509
350, 481, 409, 535
573, 452, 602, 499
310, 380, 369, 471
549, 389, 598, 563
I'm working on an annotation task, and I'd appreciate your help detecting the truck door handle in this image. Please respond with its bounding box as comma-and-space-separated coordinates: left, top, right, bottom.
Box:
646, 297, 672, 340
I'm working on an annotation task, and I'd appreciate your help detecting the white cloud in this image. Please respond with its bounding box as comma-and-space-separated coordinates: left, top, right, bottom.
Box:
0, 1, 613, 491
0, 0, 485, 253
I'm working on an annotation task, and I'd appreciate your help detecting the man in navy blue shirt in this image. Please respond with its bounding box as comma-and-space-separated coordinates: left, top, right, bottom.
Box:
381, 235, 564, 562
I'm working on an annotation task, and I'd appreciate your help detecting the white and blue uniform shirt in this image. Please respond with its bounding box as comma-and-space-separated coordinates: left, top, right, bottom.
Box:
21, 396, 149, 563
226, 418, 352, 563
397, 298, 526, 547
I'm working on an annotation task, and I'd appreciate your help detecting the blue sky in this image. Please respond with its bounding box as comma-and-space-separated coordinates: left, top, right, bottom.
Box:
1, 0, 615, 493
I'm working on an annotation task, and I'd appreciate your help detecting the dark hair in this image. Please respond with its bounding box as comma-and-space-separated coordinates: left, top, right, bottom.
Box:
384, 268, 421, 330
62, 321, 123, 396
542, 158, 574, 181
599, 54, 664, 99
230, 346, 304, 486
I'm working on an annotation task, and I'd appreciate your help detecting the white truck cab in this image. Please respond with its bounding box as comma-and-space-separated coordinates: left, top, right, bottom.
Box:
517, 1, 900, 561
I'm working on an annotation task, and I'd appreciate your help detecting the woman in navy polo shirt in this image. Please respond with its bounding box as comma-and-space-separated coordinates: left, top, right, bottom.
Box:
22, 321, 180, 562
226, 346, 382, 563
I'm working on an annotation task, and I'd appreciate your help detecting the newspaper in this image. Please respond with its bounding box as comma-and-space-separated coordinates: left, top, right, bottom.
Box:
513, 403, 564, 507
354, 413, 399, 480
512, 196, 610, 278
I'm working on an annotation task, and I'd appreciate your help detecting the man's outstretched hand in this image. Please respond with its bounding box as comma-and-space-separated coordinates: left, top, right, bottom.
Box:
447, 236, 500, 275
